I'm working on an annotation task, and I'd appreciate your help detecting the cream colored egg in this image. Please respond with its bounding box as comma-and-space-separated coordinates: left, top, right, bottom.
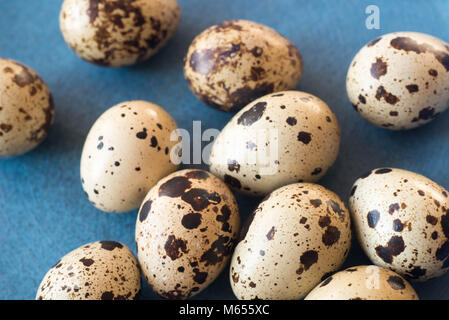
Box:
0, 58, 54, 157
209, 91, 340, 196
60, 0, 181, 67
135, 169, 240, 299
80, 100, 179, 213
349, 168, 449, 280
347, 32, 449, 130
305, 265, 418, 300
230, 183, 351, 300
184, 20, 303, 112
36, 241, 140, 300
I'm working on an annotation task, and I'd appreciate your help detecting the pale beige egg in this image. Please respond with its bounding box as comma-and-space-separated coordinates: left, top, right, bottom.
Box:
60, 0, 181, 67
184, 20, 303, 112
135, 169, 240, 299
80, 100, 179, 213
36, 241, 140, 300
347, 31, 449, 130
349, 168, 449, 280
305, 265, 418, 300
0, 58, 54, 157
209, 91, 341, 196
230, 183, 351, 300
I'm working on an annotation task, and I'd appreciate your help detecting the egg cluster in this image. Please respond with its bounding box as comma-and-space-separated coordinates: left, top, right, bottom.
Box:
1, 0, 449, 301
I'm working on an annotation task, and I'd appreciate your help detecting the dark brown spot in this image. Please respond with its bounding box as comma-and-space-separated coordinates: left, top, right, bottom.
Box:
375, 86, 399, 105
286, 117, 297, 126
159, 176, 192, 197
237, 102, 267, 126
216, 205, 232, 233
297, 131, 312, 144
429, 69, 438, 77
79, 258, 94, 267
310, 199, 322, 208
371, 57, 388, 79
311, 168, 322, 176
136, 129, 147, 139
406, 84, 419, 93
436, 241, 449, 261
375, 236, 405, 264
139, 200, 152, 223
101, 291, 114, 300
318, 216, 331, 228
389, 203, 400, 214
426, 215, 438, 225
358, 95, 366, 104
150, 136, 158, 148
393, 219, 404, 232
164, 235, 188, 260
192, 268, 208, 284
181, 188, 221, 211
322, 226, 340, 246
181, 213, 202, 229
300, 250, 318, 270
387, 276, 406, 290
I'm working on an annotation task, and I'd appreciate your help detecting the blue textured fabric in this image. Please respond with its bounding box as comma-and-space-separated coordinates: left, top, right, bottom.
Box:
1, 0, 449, 300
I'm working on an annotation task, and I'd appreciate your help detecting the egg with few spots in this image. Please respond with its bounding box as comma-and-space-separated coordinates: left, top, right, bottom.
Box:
36, 241, 140, 300
209, 91, 341, 196
184, 20, 303, 112
230, 183, 351, 300
0, 58, 54, 157
349, 168, 449, 280
60, 0, 181, 67
305, 265, 418, 300
80, 100, 179, 213
135, 169, 240, 299
347, 32, 449, 130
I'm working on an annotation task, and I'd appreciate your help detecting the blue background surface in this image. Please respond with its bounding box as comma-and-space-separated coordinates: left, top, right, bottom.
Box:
1, 0, 449, 300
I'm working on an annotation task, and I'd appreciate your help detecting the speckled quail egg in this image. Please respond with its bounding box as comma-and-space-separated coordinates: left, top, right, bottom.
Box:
184, 20, 303, 112
209, 91, 341, 196
80, 100, 179, 213
305, 265, 418, 300
230, 183, 351, 300
347, 31, 449, 130
0, 58, 54, 157
135, 169, 240, 300
349, 168, 449, 281
60, 0, 181, 67
36, 241, 141, 300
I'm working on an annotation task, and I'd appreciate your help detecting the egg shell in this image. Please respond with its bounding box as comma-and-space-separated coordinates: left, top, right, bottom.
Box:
305, 265, 418, 300
0, 58, 54, 157
59, 0, 181, 67
184, 20, 303, 112
80, 100, 179, 213
230, 183, 351, 300
135, 169, 240, 300
349, 168, 449, 280
209, 91, 341, 196
36, 241, 141, 300
347, 31, 449, 130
